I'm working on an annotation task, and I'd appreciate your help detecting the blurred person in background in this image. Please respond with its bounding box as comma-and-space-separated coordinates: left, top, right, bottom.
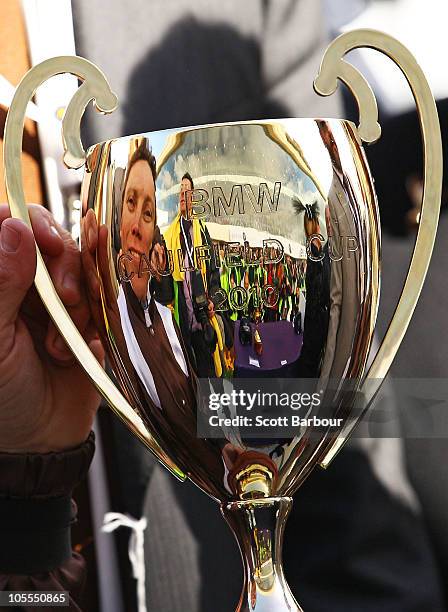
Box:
328, 0, 448, 594
0, 1, 446, 611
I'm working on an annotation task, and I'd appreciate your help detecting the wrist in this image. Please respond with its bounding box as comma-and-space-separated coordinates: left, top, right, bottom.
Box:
0, 431, 95, 498
0, 430, 92, 454
0, 404, 94, 454
0, 495, 74, 574
0, 432, 95, 574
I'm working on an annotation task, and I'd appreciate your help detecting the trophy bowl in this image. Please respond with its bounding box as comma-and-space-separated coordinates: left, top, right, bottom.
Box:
80, 116, 379, 499
4, 30, 442, 611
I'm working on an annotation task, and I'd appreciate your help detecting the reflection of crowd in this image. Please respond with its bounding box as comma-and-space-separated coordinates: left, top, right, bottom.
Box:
218, 244, 307, 330
295, 198, 330, 378
116, 150, 330, 380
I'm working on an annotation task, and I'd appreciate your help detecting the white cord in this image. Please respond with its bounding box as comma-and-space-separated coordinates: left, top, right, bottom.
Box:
102, 513, 148, 612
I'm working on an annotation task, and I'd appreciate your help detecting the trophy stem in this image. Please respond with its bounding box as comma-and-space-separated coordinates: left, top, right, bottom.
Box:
221, 497, 303, 612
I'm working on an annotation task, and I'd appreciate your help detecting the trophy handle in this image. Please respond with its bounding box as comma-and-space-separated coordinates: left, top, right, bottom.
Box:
3, 57, 186, 481
314, 30, 443, 466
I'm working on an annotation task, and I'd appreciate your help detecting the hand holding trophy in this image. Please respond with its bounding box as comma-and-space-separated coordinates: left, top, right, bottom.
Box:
4, 30, 442, 611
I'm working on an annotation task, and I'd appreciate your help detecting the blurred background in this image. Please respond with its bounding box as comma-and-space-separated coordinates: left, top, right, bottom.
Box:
0, 1, 447, 610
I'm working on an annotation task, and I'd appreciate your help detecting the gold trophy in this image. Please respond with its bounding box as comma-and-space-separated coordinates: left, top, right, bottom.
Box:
4, 31, 442, 611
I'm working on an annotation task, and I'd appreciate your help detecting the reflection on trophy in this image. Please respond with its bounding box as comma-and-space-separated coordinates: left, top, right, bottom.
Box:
4, 30, 442, 611
163, 171, 224, 378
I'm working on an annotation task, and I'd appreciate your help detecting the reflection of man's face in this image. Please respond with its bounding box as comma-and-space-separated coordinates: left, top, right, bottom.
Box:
179, 177, 193, 218
120, 159, 156, 300
320, 125, 341, 169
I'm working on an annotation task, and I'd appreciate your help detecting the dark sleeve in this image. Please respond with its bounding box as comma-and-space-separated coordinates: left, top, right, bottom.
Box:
152, 226, 174, 305
0, 433, 95, 611
203, 224, 221, 295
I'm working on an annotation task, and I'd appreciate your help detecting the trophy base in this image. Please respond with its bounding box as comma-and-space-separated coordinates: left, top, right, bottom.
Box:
221, 497, 303, 612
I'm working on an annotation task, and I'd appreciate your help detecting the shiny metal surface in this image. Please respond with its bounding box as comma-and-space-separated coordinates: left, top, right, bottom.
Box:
315, 29, 443, 465
80, 119, 379, 501
4, 29, 442, 612
222, 498, 301, 611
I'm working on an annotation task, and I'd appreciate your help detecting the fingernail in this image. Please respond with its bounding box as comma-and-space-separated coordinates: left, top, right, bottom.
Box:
49, 225, 60, 239
87, 225, 96, 250
0, 224, 21, 253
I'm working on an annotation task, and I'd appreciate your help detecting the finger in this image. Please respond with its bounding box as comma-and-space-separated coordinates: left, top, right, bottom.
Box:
84, 323, 105, 366
81, 212, 100, 303
45, 219, 82, 307
45, 320, 75, 363
45, 289, 92, 362
89, 337, 105, 367
42, 217, 94, 358
0, 203, 64, 257
83, 320, 102, 347
0, 219, 36, 360
84, 209, 98, 253
29, 205, 64, 256
46, 301, 105, 366
97, 225, 117, 308
4, 204, 85, 307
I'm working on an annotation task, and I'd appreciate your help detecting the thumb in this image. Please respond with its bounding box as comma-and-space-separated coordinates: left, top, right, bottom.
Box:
0, 218, 37, 356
